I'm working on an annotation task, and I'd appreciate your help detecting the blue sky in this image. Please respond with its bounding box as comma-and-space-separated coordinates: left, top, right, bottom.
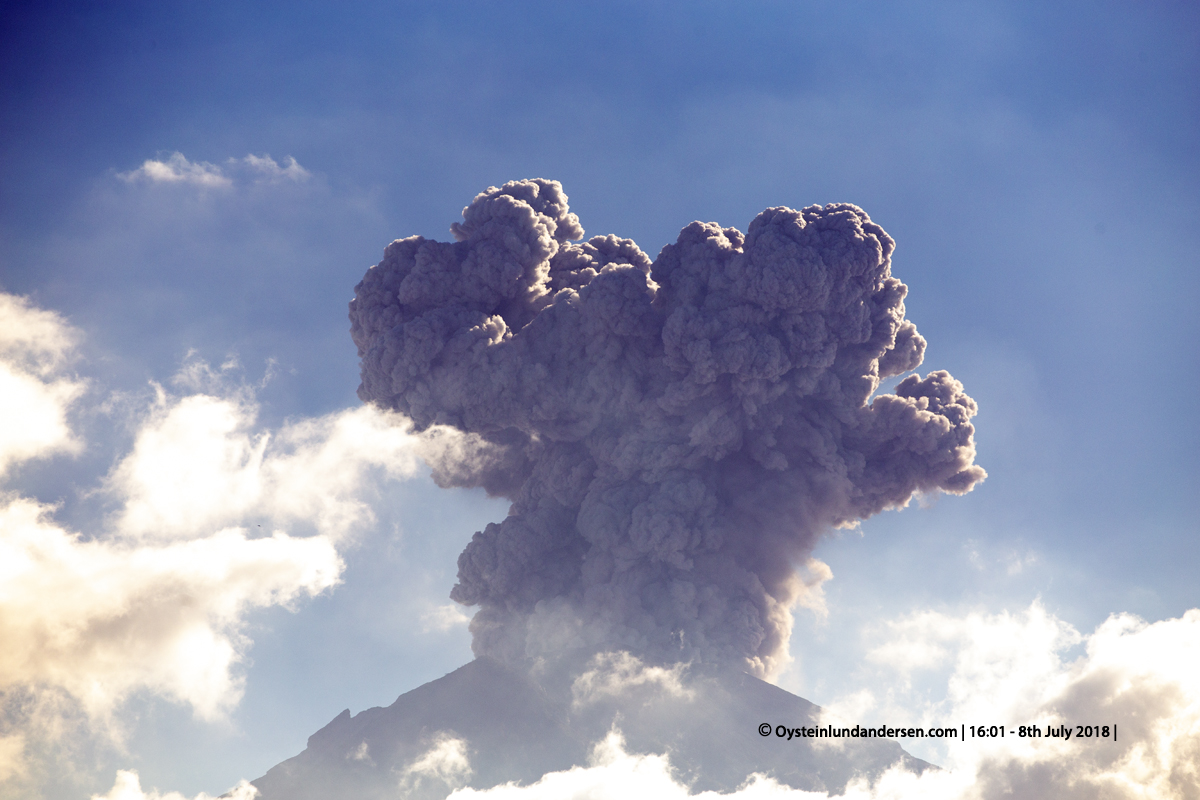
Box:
1, 2, 1198, 797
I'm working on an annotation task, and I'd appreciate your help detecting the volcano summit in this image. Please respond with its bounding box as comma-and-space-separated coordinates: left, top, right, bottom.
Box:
252, 180, 987, 797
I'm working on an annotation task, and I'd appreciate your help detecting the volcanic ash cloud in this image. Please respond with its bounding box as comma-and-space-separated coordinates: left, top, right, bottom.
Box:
350, 179, 985, 677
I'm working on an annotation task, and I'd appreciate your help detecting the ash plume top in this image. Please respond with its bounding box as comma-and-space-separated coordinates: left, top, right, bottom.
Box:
350, 179, 984, 677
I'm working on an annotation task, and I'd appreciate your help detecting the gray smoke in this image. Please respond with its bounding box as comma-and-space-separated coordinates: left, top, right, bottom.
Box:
350, 179, 984, 677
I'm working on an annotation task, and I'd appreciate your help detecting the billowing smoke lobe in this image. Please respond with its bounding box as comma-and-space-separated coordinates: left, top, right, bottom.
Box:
350, 180, 984, 677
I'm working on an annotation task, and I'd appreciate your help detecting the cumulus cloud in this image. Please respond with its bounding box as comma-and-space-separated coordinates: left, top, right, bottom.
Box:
2, 379, 423, 723
0, 292, 423, 794
448, 605, 1200, 799
0, 497, 341, 721
350, 179, 985, 677
856, 603, 1200, 799
108, 373, 422, 543
91, 770, 258, 800
117, 153, 309, 188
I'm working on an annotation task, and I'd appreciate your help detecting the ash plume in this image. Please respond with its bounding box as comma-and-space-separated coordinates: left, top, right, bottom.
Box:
349, 179, 984, 677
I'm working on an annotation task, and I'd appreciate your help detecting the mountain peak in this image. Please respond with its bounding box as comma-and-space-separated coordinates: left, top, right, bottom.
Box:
253, 657, 929, 799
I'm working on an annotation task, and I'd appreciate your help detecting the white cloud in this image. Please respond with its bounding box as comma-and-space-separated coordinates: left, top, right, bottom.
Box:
0, 293, 79, 370
0, 496, 341, 721
841, 603, 1200, 798
91, 770, 257, 800
454, 605, 1200, 799
401, 732, 473, 793
449, 730, 822, 799
347, 740, 373, 764
107, 382, 421, 542
0, 292, 425, 793
571, 652, 694, 709
855, 602, 1084, 739
118, 153, 231, 188
238, 154, 310, 183
117, 152, 310, 189
0, 294, 86, 476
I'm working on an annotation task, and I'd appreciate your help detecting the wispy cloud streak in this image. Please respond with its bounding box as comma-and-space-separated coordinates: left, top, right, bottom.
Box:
118, 152, 309, 188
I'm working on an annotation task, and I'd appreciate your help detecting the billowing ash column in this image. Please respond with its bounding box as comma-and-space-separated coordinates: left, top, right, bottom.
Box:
350, 179, 984, 677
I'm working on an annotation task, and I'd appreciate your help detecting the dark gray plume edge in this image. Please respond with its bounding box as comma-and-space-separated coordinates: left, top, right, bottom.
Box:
349, 179, 985, 677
